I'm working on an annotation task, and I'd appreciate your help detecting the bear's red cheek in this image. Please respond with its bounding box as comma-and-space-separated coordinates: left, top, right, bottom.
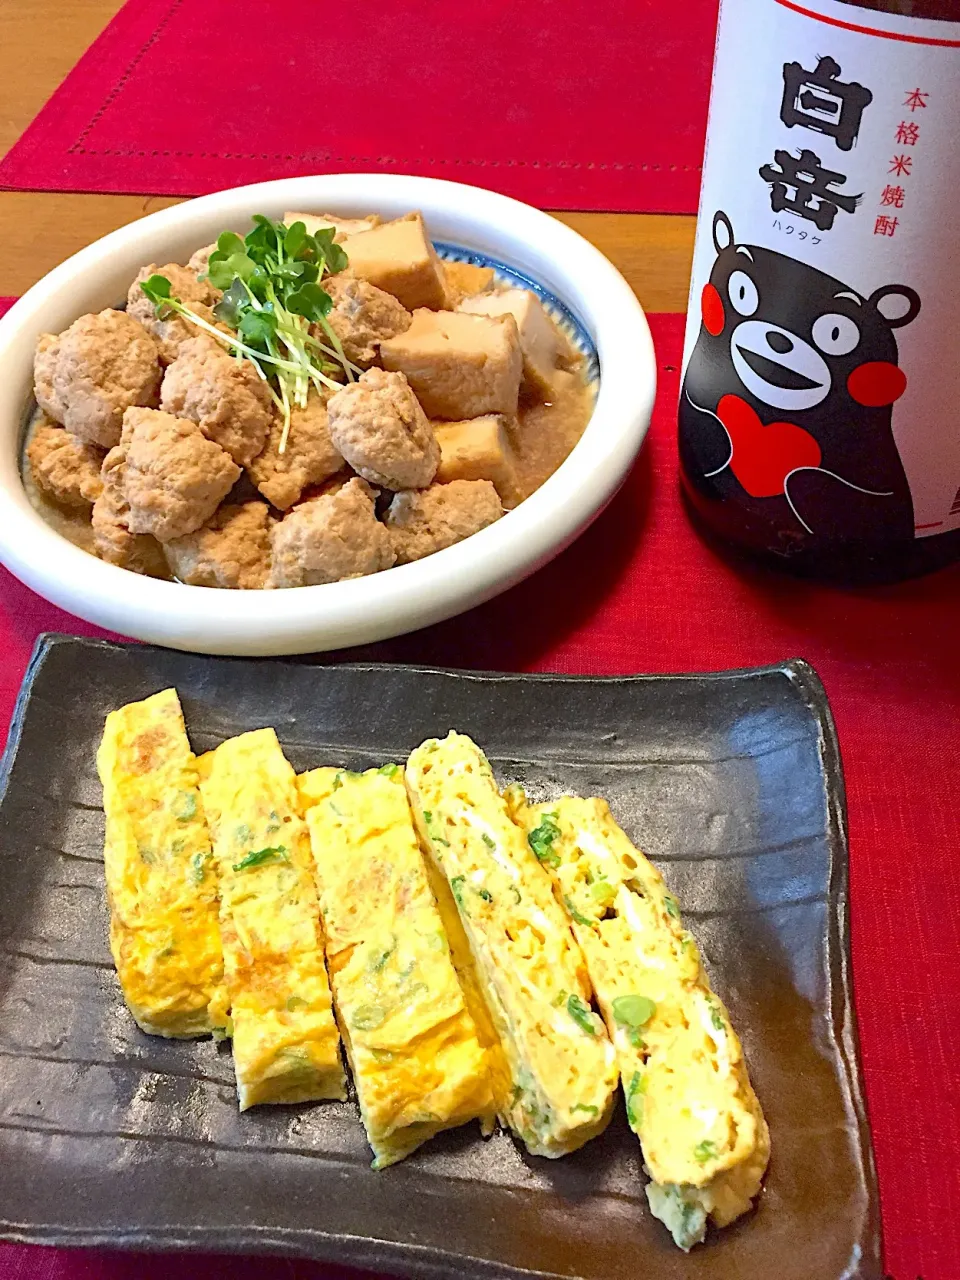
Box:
847, 361, 907, 407
702, 283, 725, 336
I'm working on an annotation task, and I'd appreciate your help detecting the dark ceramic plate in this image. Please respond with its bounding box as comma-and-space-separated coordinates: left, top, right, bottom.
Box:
0, 636, 879, 1280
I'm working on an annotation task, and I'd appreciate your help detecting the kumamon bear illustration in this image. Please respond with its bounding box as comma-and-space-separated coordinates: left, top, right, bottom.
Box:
679, 211, 921, 550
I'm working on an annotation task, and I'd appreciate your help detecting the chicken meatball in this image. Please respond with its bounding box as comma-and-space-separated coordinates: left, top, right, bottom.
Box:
26, 421, 104, 509
160, 337, 272, 467
269, 477, 395, 588
323, 275, 411, 367
326, 368, 438, 490
163, 501, 272, 589
101, 407, 240, 543
247, 394, 344, 510
384, 479, 503, 564
127, 263, 222, 364
33, 310, 161, 449
91, 482, 168, 576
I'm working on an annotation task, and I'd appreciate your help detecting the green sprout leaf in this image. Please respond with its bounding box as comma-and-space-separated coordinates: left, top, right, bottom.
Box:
567, 993, 599, 1037
213, 277, 246, 328
145, 212, 361, 458
286, 281, 332, 323
694, 1139, 718, 1164
217, 230, 246, 254
206, 249, 256, 290
378, 762, 400, 778
323, 239, 349, 274
238, 307, 278, 348
284, 220, 307, 258
140, 274, 173, 310
571, 1103, 599, 1117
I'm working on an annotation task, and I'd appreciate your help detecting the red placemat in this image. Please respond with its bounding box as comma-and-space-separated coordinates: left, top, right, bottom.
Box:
0, 0, 715, 212
1, 313, 958, 1280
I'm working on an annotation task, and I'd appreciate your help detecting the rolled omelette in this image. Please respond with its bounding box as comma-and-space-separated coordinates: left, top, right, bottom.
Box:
298, 764, 498, 1168
405, 732, 619, 1158
97, 688, 228, 1038
198, 728, 345, 1109
506, 789, 770, 1251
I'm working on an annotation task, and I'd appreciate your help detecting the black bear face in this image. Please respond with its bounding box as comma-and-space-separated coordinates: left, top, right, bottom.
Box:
679, 211, 924, 550
696, 211, 920, 424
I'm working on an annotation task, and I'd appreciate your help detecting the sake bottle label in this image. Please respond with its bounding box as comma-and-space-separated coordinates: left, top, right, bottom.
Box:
680, 0, 960, 544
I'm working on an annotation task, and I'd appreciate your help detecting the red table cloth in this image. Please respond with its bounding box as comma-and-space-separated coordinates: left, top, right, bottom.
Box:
1, 311, 957, 1280
0, 0, 715, 212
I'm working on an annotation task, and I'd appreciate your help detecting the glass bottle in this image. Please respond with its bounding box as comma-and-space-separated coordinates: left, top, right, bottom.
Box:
678, 0, 960, 582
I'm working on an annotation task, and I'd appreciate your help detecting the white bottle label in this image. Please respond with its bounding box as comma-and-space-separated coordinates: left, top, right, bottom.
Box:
681, 0, 960, 542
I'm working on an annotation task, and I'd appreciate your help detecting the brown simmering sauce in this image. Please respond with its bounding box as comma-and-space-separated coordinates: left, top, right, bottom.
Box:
510, 368, 596, 502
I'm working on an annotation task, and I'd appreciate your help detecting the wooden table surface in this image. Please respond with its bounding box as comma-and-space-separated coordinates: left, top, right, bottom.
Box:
0, 0, 697, 312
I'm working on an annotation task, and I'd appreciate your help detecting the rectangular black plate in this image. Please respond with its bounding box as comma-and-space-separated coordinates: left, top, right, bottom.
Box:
0, 635, 880, 1280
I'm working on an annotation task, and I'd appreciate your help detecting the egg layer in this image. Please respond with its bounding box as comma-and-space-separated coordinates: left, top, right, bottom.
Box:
199, 728, 345, 1109
300, 764, 497, 1168
405, 732, 618, 1158
506, 789, 770, 1250
97, 688, 228, 1038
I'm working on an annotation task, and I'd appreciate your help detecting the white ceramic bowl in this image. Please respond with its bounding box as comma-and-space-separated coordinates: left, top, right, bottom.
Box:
0, 174, 655, 655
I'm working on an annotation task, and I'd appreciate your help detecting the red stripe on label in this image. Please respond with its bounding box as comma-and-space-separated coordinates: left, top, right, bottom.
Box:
773, 0, 960, 46
915, 521, 945, 529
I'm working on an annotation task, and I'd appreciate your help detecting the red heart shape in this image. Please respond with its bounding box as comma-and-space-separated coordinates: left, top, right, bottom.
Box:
718, 394, 822, 498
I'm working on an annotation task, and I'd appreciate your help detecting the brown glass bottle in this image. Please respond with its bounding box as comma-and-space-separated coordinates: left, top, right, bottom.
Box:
679, 0, 960, 583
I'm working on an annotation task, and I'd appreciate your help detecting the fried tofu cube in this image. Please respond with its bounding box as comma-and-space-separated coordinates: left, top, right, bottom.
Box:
459, 288, 565, 396
341, 213, 447, 311
442, 261, 496, 307
283, 211, 381, 243
380, 310, 522, 420
434, 415, 522, 508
